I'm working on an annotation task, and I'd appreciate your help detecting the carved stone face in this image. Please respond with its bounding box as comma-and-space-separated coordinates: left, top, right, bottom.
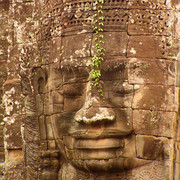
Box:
49, 30, 177, 174
38, 1, 179, 178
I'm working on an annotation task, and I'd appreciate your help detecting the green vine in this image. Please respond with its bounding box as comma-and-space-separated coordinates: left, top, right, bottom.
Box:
90, 0, 105, 101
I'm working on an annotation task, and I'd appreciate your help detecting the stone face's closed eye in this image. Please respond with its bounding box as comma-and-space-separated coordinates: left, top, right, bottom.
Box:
63, 83, 85, 96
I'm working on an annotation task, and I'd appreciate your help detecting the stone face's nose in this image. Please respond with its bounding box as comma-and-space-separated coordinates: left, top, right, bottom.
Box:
74, 82, 115, 124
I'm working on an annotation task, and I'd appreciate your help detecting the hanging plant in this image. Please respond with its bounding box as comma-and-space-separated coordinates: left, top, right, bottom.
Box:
90, 0, 105, 101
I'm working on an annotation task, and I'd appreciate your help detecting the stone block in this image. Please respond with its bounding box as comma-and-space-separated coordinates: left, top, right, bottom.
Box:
44, 104, 53, 115
3, 78, 21, 94
128, 58, 176, 86
45, 116, 55, 140
64, 96, 84, 112
116, 135, 136, 158
50, 112, 76, 139
0, 39, 8, 61
50, 37, 62, 63
47, 140, 56, 150
47, 66, 63, 91
92, 32, 128, 57
4, 149, 24, 180
62, 33, 92, 58
0, 152, 5, 162
9, 19, 36, 45
65, 148, 79, 160
0, 18, 9, 36
113, 108, 133, 133
175, 142, 180, 163
127, 36, 174, 59
133, 110, 176, 138
132, 85, 178, 111
40, 140, 48, 151
0, 60, 7, 77
101, 58, 128, 81
35, 94, 44, 116
63, 83, 85, 97
39, 115, 46, 140
9, 2, 34, 20
3, 94, 23, 116
0, 140, 3, 147
63, 136, 75, 150
0, 1, 10, 17
4, 122, 22, 149
105, 81, 133, 108
136, 135, 173, 160
0, 162, 4, 175
0, 76, 6, 87
49, 91, 64, 105
174, 162, 180, 180
0, 135, 3, 145
177, 121, 180, 141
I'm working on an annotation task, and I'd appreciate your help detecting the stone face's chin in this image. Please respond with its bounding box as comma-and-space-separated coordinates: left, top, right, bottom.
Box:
70, 157, 152, 173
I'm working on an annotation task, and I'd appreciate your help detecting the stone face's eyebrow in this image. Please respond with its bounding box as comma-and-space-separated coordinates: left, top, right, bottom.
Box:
100, 58, 126, 72
61, 65, 90, 84
61, 57, 91, 68
60, 57, 126, 81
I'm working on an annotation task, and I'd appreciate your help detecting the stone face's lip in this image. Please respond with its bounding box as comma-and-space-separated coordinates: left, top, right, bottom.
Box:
74, 138, 125, 149
69, 129, 132, 139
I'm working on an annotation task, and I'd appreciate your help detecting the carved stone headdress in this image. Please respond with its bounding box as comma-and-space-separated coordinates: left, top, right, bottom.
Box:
40, 0, 170, 37
41, 0, 131, 38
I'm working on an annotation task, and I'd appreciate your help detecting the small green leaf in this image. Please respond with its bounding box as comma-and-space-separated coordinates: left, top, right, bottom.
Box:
98, 10, 103, 14
99, 35, 104, 38
99, 16, 104, 20
99, 22, 104, 26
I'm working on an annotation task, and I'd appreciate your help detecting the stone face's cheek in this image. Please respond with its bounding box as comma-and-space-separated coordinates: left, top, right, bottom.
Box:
51, 113, 76, 139
116, 135, 136, 158
133, 110, 176, 138
136, 135, 173, 160
132, 85, 177, 111
63, 83, 86, 113
110, 108, 133, 133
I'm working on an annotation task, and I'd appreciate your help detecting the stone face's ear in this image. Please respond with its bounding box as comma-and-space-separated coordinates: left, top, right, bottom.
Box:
31, 67, 47, 95
22, 66, 50, 180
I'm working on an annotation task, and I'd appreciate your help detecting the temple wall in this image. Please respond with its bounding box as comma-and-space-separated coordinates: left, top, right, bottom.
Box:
0, 0, 36, 179
0, 0, 9, 178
